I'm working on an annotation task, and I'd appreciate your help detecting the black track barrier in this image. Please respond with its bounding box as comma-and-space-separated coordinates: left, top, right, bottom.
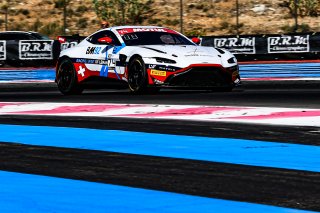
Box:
200, 32, 320, 62
2, 32, 320, 67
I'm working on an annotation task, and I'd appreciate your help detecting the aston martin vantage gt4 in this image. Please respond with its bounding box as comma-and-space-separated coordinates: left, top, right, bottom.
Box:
56, 26, 240, 94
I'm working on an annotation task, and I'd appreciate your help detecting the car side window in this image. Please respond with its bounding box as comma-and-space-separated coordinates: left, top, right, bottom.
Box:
87, 31, 121, 46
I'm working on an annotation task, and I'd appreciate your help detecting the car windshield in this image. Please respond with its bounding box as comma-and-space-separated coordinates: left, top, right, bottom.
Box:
120, 31, 194, 46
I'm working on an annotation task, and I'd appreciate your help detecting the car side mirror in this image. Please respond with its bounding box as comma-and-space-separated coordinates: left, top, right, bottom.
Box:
191, 37, 201, 45
98, 36, 113, 44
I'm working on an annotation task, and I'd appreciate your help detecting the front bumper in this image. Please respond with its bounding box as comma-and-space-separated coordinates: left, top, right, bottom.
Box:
163, 65, 240, 88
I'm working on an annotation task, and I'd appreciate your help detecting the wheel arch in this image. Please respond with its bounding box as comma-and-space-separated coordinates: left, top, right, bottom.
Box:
56, 56, 72, 70
126, 54, 144, 80
127, 54, 143, 66
55, 56, 72, 81
56, 55, 70, 76
127, 54, 149, 93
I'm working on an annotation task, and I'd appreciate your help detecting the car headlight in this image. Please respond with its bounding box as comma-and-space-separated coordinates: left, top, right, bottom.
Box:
154, 57, 176, 64
227, 57, 237, 64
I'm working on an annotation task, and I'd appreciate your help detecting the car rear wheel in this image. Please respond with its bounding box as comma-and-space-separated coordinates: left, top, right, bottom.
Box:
56, 58, 83, 95
128, 56, 148, 94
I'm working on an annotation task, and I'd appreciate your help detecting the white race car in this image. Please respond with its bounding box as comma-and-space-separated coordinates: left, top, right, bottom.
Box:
56, 26, 240, 94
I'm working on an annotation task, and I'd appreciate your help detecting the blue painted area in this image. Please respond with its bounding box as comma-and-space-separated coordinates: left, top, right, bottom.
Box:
112, 44, 126, 54
99, 65, 108, 77
240, 63, 320, 78
1, 62, 320, 82
0, 124, 319, 172
114, 67, 120, 79
99, 45, 112, 77
0, 69, 55, 81
0, 170, 315, 213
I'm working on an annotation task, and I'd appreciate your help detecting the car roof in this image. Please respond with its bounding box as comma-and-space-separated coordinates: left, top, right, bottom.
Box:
98, 26, 182, 37
95, 26, 167, 33
109, 26, 165, 30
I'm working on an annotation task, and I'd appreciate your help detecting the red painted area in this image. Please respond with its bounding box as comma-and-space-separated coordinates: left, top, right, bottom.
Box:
73, 63, 99, 82
0, 103, 27, 108
120, 107, 245, 117
147, 69, 167, 84
10, 104, 135, 114
223, 110, 320, 120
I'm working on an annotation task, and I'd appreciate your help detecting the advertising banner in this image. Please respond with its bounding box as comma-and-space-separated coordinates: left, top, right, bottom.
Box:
19, 40, 54, 60
267, 35, 309, 53
0, 41, 6, 60
211, 37, 256, 54
201, 33, 320, 61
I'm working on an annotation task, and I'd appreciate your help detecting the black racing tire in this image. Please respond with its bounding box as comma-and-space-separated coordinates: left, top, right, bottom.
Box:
56, 58, 84, 95
128, 56, 148, 94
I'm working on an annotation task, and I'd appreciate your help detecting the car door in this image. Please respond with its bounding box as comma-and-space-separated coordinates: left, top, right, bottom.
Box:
86, 30, 122, 78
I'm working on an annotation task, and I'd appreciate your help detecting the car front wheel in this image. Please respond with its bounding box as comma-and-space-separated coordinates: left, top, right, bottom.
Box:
128, 56, 148, 94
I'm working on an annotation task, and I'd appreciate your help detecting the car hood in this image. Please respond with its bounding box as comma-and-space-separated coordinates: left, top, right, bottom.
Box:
137, 45, 227, 65
140, 45, 217, 56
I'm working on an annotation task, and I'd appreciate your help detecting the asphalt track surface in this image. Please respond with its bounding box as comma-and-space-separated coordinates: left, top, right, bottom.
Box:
0, 81, 320, 212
